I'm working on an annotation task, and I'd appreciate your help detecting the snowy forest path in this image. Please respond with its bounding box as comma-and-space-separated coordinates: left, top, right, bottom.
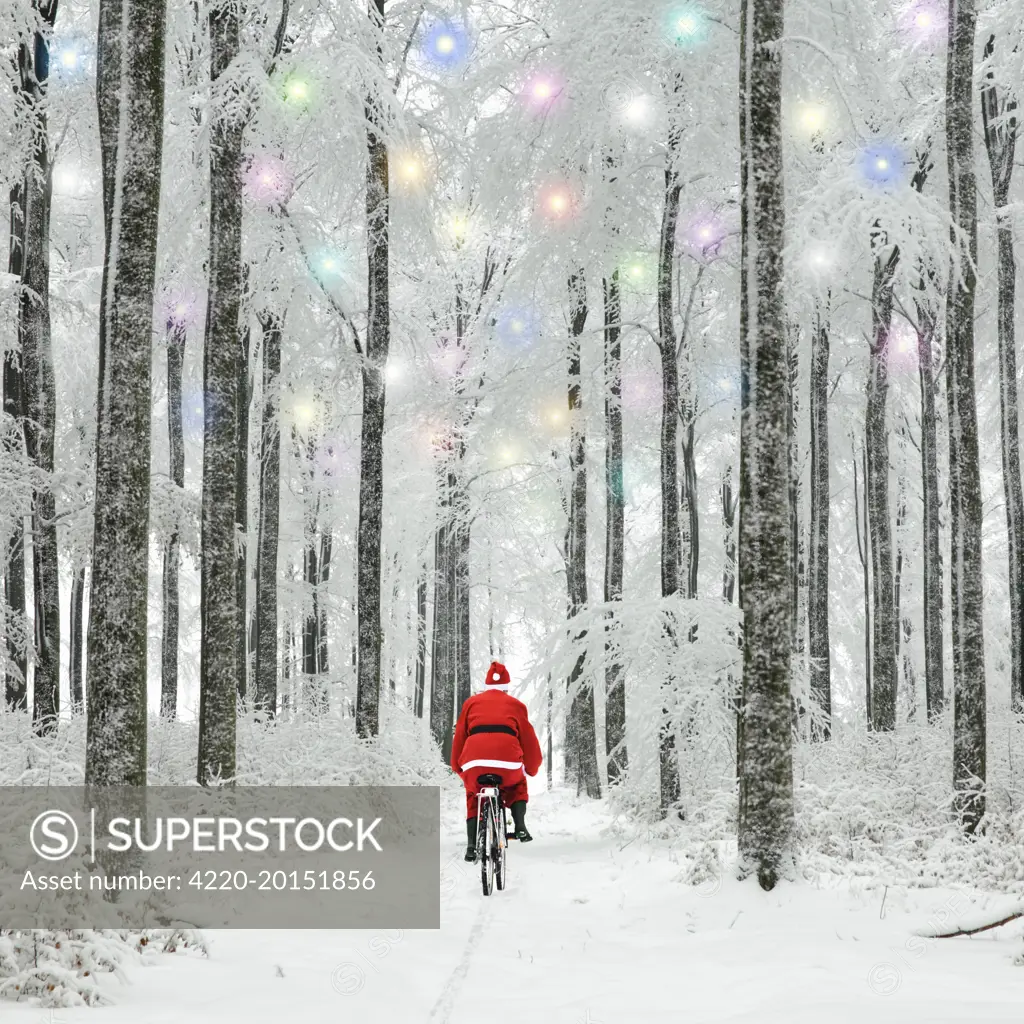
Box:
6, 790, 1024, 1023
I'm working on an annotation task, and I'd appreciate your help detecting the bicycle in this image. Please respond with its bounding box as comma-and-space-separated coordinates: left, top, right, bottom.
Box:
474, 773, 513, 895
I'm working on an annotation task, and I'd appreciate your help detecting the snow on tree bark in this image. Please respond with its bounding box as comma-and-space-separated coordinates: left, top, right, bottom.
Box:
945, 0, 986, 832
603, 269, 627, 784
915, 290, 944, 719
657, 85, 683, 814
87, 0, 167, 787
565, 267, 600, 799
161, 320, 185, 719
198, 1, 243, 786
414, 566, 426, 719
355, 0, 390, 739
4, 194, 29, 710
69, 564, 86, 709
981, 36, 1023, 714
254, 310, 281, 717
866, 246, 899, 731
429, 453, 455, 761
853, 441, 872, 724
807, 305, 831, 738
17, 0, 60, 734
737, 0, 794, 890
235, 325, 251, 702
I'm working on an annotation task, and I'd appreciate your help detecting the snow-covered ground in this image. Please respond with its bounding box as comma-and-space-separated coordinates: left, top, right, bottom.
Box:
8, 791, 1023, 1023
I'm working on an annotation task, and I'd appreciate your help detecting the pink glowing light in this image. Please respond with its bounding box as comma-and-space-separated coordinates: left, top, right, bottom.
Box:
162, 284, 201, 330
682, 212, 730, 260
523, 71, 565, 111
538, 181, 579, 223
243, 156, 294, 204
622, 368, 662, 412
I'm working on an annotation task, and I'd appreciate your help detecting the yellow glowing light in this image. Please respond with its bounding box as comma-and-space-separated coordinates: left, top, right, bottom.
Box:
61, 51, 78, 69
401, 158, 422, 181
548, 192, 568, 215
174, 303, 187, 318
699, 226, 713, 240
797, 103, 826, 134
436, 34, 455, 54
294, 402, 316, 426
287, 79, 308, 101
509, 319, 524, 333
915, 11, 931, 27
677, 15, 697, 34
533, 81, 552, 99
876, 157, 889, 171
630, 264, 643, 277
450, 214, 469, 239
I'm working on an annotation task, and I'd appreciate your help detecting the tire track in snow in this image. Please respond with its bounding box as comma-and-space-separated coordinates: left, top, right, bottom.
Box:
427, 898, 491, 1023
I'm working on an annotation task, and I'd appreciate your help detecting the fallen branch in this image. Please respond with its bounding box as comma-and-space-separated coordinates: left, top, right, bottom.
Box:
917, 903, 1024, 939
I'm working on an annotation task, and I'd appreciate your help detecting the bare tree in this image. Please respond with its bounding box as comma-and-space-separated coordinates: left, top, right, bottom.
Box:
981, 35, 1023, 713
737, 0, 794, 890
945, 0, 986, 833
198, 0, 244, 785
86, 0, 168, 786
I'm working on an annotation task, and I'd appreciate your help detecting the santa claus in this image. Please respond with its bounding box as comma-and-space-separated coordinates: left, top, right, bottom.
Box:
450, 660, 543, 861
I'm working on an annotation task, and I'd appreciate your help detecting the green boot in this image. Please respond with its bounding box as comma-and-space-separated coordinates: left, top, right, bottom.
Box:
510, 801, 532, 842
465, 816, 477, 862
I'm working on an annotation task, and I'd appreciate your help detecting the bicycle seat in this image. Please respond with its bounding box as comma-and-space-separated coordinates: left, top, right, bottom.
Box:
477, 773, 503, 787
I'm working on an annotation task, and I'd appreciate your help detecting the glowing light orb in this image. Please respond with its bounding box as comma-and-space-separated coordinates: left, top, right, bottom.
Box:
666, 5, 709, 47
400, 157, 423, 183
422, 20, 471, 68
292, 401, 318, 428
162, 284, 201, 330
53, 167, 78, 193
858, 143, 904, 185
795, 102, 827, 136
497, 308, 540, 351
60, 50, 78, 69
385, 360, 403, 383
683, 213, 729, 258
448, 213, 470, 243
903, 4, 943, 44
539, 182, 578, 223
625, 96, 650, 122
243, 156, 293, 204
285, 78, 309, 102
915, 11, 931, 26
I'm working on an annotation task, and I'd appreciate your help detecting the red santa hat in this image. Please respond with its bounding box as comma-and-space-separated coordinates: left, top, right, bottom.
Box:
484, 661, 511, 691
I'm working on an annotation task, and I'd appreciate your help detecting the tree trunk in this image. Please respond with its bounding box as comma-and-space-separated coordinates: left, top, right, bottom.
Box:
198, 1, 242, 786
69, 564, 86, 709
19, 0, 61, 734
355, 0, 390, 739
414, 566, 426, 718
161, 320, 185, 719
722, 467, 737, 603
807, 305, 830, 737
4, 185, 28, 711
565, 267, 601, 799
866, 248, 899, 732
916, 299, 944, 719
429, 454, 455, 761
87, 0, 167, 787
254, 311, 281, 717
454, 487, 471, 715
981, 36, 1024, 713
603, 270, 627, 784
945, 0, 986, 832
854, 441, 872, 725
657, 83, 683, 815
235, 326, 250, 702
737, 0, 794, 890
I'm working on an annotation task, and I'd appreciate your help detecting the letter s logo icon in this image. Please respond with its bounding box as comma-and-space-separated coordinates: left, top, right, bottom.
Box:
30, 810, 79, 861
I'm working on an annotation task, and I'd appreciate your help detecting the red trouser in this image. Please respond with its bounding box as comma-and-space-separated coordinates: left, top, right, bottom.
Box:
463, 766, 528, 819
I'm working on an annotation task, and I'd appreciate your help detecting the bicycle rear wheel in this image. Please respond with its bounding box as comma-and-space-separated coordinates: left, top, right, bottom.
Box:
495, 805, 507, 891
479, 800, 495, 896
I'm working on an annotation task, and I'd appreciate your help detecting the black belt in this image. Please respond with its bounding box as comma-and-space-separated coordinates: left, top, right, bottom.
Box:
468, 724, 517, 737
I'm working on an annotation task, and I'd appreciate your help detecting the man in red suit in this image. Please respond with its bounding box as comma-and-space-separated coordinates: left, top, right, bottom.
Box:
450, 660, 543, 861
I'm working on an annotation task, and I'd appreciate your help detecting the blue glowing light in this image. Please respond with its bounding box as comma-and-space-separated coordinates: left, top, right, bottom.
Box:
496, 308, 540, 351
421, 19, 471, 69
858, 143, 905, 185
665, 5, 709, 48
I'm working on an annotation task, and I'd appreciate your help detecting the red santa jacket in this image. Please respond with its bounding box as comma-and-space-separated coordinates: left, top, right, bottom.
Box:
450, 689, 543, 778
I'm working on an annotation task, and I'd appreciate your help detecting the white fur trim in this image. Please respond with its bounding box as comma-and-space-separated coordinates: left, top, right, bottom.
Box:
460, 758, 524, 771
483, 683, 509, 691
